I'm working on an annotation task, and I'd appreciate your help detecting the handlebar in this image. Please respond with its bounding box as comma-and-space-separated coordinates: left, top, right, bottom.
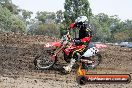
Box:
61, 29, 73, 45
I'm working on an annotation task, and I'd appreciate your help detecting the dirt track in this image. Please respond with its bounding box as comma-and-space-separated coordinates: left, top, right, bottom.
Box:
0, 32, 132, 88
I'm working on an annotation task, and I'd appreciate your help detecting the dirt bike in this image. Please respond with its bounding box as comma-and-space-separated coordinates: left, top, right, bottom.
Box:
34, 30, 102, 70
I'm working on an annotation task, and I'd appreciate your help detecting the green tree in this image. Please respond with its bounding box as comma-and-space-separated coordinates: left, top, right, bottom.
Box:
64, 0, 92, 27
56, 10, 64, 24
28, 19, 41, 35
29, 23, 59, 37
10, 15, 26, 33
0, 0, 19, 14
21, 10, 33, 20
0, 5, 26, 33
124, 20, 132, 30
92, 13, 132, 42
0, 6, 12, 31
36, 11, 56, 23
21, 9, 33, 27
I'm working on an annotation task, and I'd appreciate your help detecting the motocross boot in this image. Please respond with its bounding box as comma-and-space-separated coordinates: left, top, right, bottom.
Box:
63, 58, 76, 73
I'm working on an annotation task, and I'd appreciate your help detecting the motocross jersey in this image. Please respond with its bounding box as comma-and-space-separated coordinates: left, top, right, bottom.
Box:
78, 25, 92, 45
70, 23, 92, 46
69, 22, 92, 57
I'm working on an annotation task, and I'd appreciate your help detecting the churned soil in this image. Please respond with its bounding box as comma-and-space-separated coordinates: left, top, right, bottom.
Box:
0, 32, 132, 88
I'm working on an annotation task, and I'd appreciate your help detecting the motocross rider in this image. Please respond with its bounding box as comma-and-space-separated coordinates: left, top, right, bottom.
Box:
63, 16, 92, 73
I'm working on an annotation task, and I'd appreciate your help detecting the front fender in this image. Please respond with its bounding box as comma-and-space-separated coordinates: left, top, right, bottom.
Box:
50, 42, 61, 47
44, 42, 61, 48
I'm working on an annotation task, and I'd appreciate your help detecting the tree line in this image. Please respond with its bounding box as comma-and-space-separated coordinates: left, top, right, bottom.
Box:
0, 0, 132, 42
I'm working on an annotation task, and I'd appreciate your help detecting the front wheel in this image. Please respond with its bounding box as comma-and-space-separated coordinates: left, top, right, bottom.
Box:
34, 50, 57, 70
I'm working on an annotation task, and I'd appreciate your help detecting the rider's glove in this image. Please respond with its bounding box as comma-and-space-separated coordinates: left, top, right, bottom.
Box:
73, 39, 82, 45
70, 23, 75, 28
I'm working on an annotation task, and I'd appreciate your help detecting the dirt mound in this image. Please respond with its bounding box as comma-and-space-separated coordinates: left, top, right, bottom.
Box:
0, 32, 59, 75
0, 32, 132, 88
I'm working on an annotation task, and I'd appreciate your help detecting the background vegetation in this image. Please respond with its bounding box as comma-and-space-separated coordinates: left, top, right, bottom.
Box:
0, 0, 132, 42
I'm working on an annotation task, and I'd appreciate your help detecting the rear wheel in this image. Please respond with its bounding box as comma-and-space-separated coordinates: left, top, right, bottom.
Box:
76, 76, 87, 85
34, 50, 56, 70
82, 53, 102, 69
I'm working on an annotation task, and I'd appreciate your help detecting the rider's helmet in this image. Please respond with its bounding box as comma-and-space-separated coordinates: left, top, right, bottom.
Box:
70, 16, 88, 29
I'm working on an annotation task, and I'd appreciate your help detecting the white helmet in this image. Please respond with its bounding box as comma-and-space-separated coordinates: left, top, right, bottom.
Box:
75, 16, 88, 23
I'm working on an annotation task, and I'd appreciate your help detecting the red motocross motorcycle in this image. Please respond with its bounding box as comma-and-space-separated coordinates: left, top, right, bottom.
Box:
34, 30, 102, 70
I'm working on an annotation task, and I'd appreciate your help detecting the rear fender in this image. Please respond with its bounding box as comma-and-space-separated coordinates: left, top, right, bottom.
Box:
82, 47, 99, 57
95, 44, 107, 49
